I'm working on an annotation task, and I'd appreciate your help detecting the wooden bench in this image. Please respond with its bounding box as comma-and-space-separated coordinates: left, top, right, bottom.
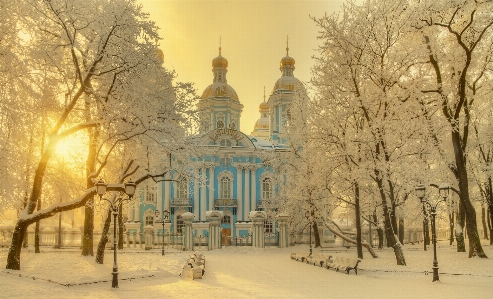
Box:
290, 250, 311, 262
326, 256, 361, 275
307, 253, 332, 267
179, 253, 206, 279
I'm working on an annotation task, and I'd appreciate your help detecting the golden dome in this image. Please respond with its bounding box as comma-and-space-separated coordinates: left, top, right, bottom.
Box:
280, 55, 295, 67
201, 82, 239, 101
259, 102, 269, 111
212, 54, 228, 68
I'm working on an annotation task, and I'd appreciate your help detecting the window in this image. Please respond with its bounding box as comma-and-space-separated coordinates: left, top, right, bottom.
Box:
145, 215, 154, 226
221, 215, 231, 224
229, 122, 236, 129
176, 215, 184, 233
220, 177, 231, 199
264, 220, 273, 233
217, 120, 224, 129
262, 177, 272, 200
146, 184, 156, 203
220, 139, 232, 147
176, 179, 188, 199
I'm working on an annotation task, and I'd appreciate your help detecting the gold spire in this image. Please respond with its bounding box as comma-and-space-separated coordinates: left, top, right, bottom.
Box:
263, 86, 266, 102
219, 36, 222, 56
286, 35, 289, 56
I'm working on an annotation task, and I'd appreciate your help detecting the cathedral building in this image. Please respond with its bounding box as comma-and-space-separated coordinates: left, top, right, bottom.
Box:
125, 42, 305, 246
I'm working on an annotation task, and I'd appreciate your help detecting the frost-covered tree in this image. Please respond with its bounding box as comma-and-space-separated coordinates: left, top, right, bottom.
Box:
416, 0, 493, 258
4, 0, 197, 270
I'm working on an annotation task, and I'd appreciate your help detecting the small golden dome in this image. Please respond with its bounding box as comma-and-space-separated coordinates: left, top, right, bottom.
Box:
212, 53, 228, 68
280, 55, 295, 67
259, 102, 269, 111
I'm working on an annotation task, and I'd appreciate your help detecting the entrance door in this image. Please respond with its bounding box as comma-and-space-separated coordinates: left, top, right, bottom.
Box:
222, 228, 231, 246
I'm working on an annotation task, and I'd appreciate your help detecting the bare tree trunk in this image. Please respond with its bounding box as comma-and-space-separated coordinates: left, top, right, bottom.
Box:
456, 201, 466, 252
95, 207, 112, 264
373, 213, 384, 249
449, 212, 455, 245
481, 206, 488, 240
34, 221, 40, 253
398, 218, 404, 245
376, 175, 406, 265
355, 183, 363, 259
312, 221, 321, 248
488, 206, 493, 245
118, 204, 124, 250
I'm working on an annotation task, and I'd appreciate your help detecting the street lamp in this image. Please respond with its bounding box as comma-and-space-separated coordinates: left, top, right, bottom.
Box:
305, 211, 312, 256
155, 209, 170, 256
96, 179, 136, 288
415, 183, 450, 282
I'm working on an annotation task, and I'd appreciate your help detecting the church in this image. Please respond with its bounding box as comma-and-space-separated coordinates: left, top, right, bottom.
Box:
124, 42, 306, 246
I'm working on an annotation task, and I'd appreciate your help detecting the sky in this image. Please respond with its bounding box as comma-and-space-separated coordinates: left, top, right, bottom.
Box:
137, 0, 347, 134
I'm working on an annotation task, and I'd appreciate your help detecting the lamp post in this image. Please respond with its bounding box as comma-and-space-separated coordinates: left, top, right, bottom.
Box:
415, 183, 450, 282
95, 179, 136, 288
155, 209, 170, 256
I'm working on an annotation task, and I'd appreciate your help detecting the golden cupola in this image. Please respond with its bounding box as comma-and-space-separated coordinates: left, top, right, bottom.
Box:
212, 49, 228, 69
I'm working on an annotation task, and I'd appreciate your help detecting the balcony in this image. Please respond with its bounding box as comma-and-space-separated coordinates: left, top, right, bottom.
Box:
215, 198, 237, 207
171, 198, 192, 207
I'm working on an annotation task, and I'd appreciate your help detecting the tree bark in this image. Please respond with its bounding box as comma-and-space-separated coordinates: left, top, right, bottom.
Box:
375, 175, 406, 265
481, 206, 488, 240
34, 221, 40, 253
398, 218, 404, 246
449, 212, 455, 246
355, 183, 363, 259
118, 204, 124, 250
95, 207, 112, 264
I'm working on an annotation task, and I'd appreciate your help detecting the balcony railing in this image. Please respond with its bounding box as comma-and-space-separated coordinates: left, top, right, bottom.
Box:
215, 198, 237, 207
171, 198, 192, 206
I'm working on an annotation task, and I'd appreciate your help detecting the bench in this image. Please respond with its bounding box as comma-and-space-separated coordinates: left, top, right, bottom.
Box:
290, 250, 311, 262
326, 256, 361, 275
307, 253, 332, 267
179, 253, 206, 280
189, 253, 205, 268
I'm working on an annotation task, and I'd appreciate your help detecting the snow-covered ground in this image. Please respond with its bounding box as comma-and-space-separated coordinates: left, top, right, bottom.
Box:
1, 242, 492, 299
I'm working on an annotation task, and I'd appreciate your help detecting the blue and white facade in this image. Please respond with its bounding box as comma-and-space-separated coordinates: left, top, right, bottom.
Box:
125, 45, 305, 245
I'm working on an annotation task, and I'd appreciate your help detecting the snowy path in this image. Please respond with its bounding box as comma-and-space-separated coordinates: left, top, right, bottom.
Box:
1, 244, 492, 299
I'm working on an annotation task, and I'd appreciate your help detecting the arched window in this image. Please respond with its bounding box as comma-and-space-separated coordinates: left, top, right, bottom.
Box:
220, 177, 232, 199
176, 179, 188, 199
220, 139, 232, 147
262, 177, 272, 200
145, 215, 154, 226
146, 184, 156, 203
176, 215, 184, 233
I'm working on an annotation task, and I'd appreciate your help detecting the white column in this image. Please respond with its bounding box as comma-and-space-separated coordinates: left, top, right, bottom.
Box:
127, 202, 134, 221
237, 166, 243, 221
244, 167, 250, 220
200, 167, 206, 221
157, 180, 163, 214
251, 167, 257, 212
165, 173, 170, 212
133, 195, 140, 221
209, 167, 214, 211
194, 168, 199, 215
